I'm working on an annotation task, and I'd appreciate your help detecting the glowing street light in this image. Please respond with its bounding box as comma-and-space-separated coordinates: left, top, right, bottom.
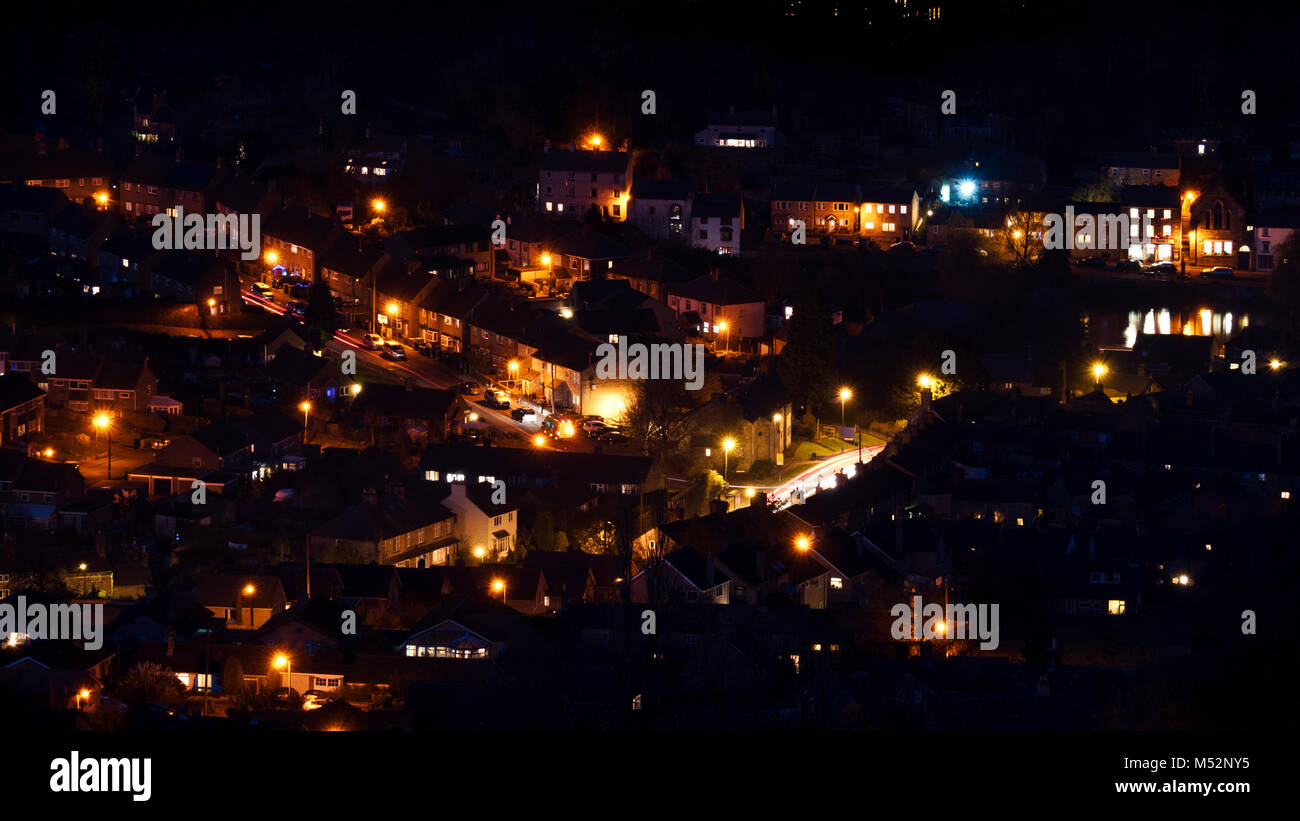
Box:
42, 447, 54, 458
243, 584, 255, 596
273, 652, 292, 697
351, 383, 362, 396
533, 434, 547, 448
491, 577, 506, 600
472, 546, 487, 559
722, 437, 736, 482
371, 197, 387, 214
299, 400, 312, 442
585, 133, 604, 149
94, 191, 109, 209
1091, 361, 1108, 389
795, 535, 811, 552
716, 320, 729, 354
92, 412, 113, 479
918, 373, 934, 390
1270, 359, 1283, 371
264, 250, 279, 266
839, 387, 852, 427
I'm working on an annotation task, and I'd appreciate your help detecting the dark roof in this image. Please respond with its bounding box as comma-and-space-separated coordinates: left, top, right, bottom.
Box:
122, 155, 222, 191
0, 373, 44, 410
187, 421, 254, 457
609, 252, 695, 285
692, 193, 742, 220
352, 384, 459, 419
94, 361, 150, 391
539, 149, 630, 175
668, 275, 764, 306
1099, 151, 1180, 170
632, 179, 692, 200
264, 208, 343, 250
421, 443, 654, 486
550, 228, 633, 261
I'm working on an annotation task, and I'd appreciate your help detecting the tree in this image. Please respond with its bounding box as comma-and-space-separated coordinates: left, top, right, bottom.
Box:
531, 509, 556, 551
222, 656, 245, 696
1071, 178, 1119, 203
576, 519, 618, 555
999, 201, 1043, 266
117, 662, 183, 707
623, 376, 711, 464
777, 289, 834, 413
304, 280, 340, 335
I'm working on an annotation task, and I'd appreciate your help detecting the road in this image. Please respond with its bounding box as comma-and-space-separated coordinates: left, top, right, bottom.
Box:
240, 287, 565, 446
731, 443, 887, 510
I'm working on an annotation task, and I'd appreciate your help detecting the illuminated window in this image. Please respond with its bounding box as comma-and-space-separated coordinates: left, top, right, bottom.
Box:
1107, 600, 1125, 615
830, 577, 843, 589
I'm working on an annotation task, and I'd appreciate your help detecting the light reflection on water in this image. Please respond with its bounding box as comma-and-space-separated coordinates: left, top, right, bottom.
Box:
1088, 308, 1247, 349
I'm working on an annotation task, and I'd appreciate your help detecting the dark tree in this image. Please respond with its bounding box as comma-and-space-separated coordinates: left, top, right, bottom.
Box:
777, 289, 834, 414
304, 280, 340, 335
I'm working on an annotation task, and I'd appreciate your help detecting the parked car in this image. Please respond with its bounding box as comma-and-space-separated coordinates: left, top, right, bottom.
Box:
1115, 259, 1142, 272
1143, 261, 1177, 278
596, 430, 630, 444
887, 241, 916, 253
456, 380, 480, 395
481, 391, 510, 410
510, 407, 536, 422
286, 300, 307, 319
361, 333, 384, 350
581, 418, 608, 435
251, 281, 275, 297
1077, 256, 1108, 269
1200, 266, 1235, 280
381, 341, 407, 360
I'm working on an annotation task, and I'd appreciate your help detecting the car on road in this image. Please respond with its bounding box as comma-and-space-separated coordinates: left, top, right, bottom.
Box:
381, 341, 407, 360
251, 281, 274, 297
286, 300, 307, 319
481, 391, 510, 410
1114, 259, 1142, 272
510, 407, 536, 422
361, 333, 384, 350
1142, 261, 1177, 278
455, 380, 481, 395
1200, 266, 1235, 280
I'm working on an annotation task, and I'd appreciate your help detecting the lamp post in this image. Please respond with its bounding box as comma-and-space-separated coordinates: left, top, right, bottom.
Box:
771, 413, 782, 462
240, 584, 255, 629
1091, 362, 1108, 391
92, 413, 112, 480
839, 387, 852, 428
716, 320, 729, 355
722, 437, 736, 484
273, 653, 292, 702
299, 400, 312, 443
491, 578, 506, 602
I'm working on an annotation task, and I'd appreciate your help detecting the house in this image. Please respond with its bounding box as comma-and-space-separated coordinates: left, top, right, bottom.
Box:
258, 598, 355, 656
213, 175, 281, 240
194, 574, 288, 630
350, 384, 463, 443
0, 373, 44, 447
156, 421, 255, 473
666, 275, 766, 342
538, 148, 633, 221
521, 551, 599, 609
149, 251, 240, 315
343, 131, 408, 184
691, 193, 744, 255
262, 208, 349, 279
860, 187, 921, 244
89, 359, 157, 413
120, 152, 226, 219
464, 293, 538, 375
98, 226, 156, 293
15, 142, 113, 205
607, 249, 695, 304
1250, 207, 1300, 271
720, 373, 792, 470
0, 454, 85, 530
1185, 180, 1248, 270
630, 179, 693, 241
1099, 151, 1180, 188
264, 346, 350, 403
0, 642, 116, 709
434, 481, 519, 562
694, 107, 781, 149
373, 259, 438, 341
0, 185, 68, 244
319, 244, 389, 324
308, 488, 459, 568
420, 444, 658, 498
387, 224, 493, 279
48, 201, 117, 271
547, 226, 634, 283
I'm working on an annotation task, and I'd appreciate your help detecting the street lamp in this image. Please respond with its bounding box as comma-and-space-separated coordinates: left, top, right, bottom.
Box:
722, 437, 736, 480
1091, 362, 1108, 389
839, 387, 852, 427
371, 198, 387, 215
491, 578, 506, 601
795, 535, 811, 552
350, 383, 362, 396
299, 400, 312, 442
92, 413, 113, 480
771, 413, 782, 462
264, 250, 278, 266
76, 688, 91, 710
533, 434, 547, 448
716, 320, 729, 354
918, 373, 934, 390
508, 359, 519, 387
273, 653, 292, 700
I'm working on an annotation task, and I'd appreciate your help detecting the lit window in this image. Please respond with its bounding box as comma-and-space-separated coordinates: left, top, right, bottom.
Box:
1108, 600, 1126, 615
830, 577, 843, 589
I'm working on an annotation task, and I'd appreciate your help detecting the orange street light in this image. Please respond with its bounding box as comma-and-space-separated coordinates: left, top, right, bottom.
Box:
533, 434, 546, 448
265, 250, 279, 265
371, 198, 387, 214
795, 535, 811, 551
299, 400, 312, 441
491, 578, 506, 600
918, 373, 934, 389
839, 387, 852, 426
92, 413, 113, 479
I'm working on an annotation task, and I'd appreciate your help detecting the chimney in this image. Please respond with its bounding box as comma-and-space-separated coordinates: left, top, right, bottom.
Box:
543, 139, 551, 153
